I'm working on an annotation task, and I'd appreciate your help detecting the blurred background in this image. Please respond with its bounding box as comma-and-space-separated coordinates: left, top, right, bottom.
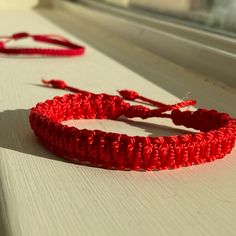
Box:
78, 0, 236, 37
1, 0, 235, 37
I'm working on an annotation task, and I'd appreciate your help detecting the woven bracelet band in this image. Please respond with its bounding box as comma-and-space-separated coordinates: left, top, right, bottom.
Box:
29, 80, 236, 171
0, 32, 85, 56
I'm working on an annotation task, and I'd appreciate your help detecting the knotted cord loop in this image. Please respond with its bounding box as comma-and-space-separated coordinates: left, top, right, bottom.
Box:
0, 32, 85, 56
30, 79, 236, 171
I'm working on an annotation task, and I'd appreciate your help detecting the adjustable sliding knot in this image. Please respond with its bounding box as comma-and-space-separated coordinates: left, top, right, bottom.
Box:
29, 79, 236, 171
124, 106, 173, 119
119, 89, 196, 120
124, 105, 150, 118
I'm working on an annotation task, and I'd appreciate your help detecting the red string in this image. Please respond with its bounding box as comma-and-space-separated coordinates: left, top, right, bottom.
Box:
0, 32, 85, 56
29, 79, 236, 171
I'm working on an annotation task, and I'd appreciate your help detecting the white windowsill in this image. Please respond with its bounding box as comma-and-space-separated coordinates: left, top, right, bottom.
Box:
0, 5, 236, 236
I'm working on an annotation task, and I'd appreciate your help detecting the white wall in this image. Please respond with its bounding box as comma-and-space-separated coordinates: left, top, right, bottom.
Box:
0, 0, 56, 9
0, 0, 38, 9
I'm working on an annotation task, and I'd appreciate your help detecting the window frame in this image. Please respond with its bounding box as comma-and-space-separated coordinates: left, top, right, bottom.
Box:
55, 0, 236, 88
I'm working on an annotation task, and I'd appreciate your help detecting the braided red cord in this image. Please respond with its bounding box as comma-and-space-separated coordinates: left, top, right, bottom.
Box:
29, 80, 236, 170
0, 32, 85, 56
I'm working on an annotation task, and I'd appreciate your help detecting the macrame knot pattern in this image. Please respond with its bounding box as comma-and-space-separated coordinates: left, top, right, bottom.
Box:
29, 79, 236, 171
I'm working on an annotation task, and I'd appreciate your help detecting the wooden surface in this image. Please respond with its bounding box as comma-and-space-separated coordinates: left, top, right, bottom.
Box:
0, 10, 236, 236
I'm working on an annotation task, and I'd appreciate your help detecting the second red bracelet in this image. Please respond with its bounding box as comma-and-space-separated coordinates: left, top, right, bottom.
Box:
0, 32, 85, 56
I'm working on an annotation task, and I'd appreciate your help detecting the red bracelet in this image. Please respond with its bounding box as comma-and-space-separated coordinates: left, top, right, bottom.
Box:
29, 80, 236, 171
0, 32, 85, 56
